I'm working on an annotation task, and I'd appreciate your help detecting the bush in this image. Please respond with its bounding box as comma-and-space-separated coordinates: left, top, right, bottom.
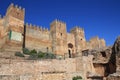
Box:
46, 53, 56, 59
22, 48, 56, 59
23, 48, 30, 55
72, 76, 82, 80
38, 51, 45, 58
30, 49, 37, 55
15, 52, 25, 57
28, 54, 38, 60
37, 52, 56, 59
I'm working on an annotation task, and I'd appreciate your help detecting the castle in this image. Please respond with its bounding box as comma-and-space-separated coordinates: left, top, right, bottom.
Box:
0, 3, 106, 57
0, 3, 120, 80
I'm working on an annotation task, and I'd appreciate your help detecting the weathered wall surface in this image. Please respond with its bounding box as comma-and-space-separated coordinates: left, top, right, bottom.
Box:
0, 57, 84, 80
106, 76, 120, 80
93, 64, 105, 76
0, 58, 76, 74
0, 20, 4, 48
67, 33, 76, 56
82, 55, 96, 79
50, 20, 68, 55
70, 27, 87, 52
25, 25, 52, 52
87, 37, 106, 50
0, 4, 25, 50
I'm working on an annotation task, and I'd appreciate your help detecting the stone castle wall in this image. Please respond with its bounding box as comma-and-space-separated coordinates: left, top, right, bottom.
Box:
0, 3, 119, 80
0, 52, 104, 80
0, 4, 25, 49
87, 36, 106, 50
0, 3, 106, 55
0, 17, 8, 49
50, 20, 68, 55
0, 57, 84, 80
25, 24, 52, 52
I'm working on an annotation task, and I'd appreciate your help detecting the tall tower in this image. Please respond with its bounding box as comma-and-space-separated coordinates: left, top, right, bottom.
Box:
71, 27, 86, 53
50, 20, 67, 56
4, 3, 25, 49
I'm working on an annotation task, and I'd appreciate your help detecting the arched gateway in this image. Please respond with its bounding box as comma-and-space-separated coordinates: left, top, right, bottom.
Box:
68, 43, 74, 58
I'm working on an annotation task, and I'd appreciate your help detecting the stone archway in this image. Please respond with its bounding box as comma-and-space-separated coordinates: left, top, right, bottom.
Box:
68, 43, 73, 58
68, 49, 71, 58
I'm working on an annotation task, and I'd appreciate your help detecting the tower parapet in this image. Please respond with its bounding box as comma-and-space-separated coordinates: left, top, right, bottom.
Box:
70, 26, 84, 33
70, 26, 85, 40
50, 19, 66, 35
6, 3, 25, 20
7, 3, 25, 12
50, 19, 66, 26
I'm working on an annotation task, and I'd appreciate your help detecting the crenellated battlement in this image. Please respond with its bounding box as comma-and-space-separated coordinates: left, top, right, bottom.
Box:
25, 23, 50, 43
89, 36, 99, 41
25, 23, 49, 33
70, 26, 84, 34
50, 19, 66, 26
6, 3, 25, 21
7, 3, 25, 12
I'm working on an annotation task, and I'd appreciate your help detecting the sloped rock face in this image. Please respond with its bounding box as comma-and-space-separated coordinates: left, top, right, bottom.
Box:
106, 76, 120, 80
113, 36, 120, 56
106, 36, 120, 80
112, 36, 120, 72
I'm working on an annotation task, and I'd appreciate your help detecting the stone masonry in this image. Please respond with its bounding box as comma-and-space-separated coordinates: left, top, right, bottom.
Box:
0, 3, 106, 57
0, 3, 114, 80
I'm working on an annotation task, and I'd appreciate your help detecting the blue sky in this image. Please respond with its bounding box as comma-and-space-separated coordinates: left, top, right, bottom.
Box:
0, 0, 120, 46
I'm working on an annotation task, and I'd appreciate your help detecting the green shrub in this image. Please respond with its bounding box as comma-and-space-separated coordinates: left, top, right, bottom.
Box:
15, 52, 25, 57
30, 49, 37, 55
37, 51, 56, 59
72, 76, 82, 80
22, 48, 56, 59
23, 48, 30, 55
51, 54, 56, 59
28, 54, 38, 60
38, 51, 45, 58
45, 53, 56, 59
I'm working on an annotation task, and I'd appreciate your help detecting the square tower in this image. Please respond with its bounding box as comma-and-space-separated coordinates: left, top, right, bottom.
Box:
50, 20, 67, 55
3, 3, 25, 50
71, 27, 86, 53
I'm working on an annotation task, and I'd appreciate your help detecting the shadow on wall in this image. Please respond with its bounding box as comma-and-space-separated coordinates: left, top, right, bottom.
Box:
105, 37, 119, 76
105, 53, 116, 76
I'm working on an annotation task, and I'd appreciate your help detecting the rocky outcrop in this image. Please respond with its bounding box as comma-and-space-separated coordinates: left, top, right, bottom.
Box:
112, 36, 120, 72
106, 36, 120, 80
112, 36, 120, 55
82, 47, 112, 64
